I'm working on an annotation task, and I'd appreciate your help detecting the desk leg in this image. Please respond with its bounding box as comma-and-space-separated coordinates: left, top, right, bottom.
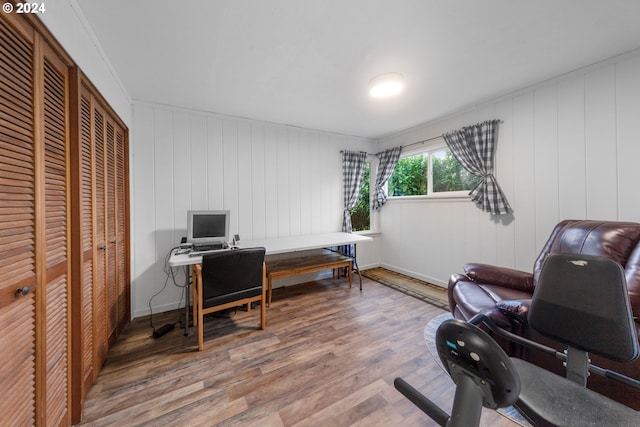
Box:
355, 244, 363, 290
184, 265, 190, 336
336, 244, 364, 291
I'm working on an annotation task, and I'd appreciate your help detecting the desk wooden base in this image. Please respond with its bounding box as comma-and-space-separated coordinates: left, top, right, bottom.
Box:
266, 254, 352, 306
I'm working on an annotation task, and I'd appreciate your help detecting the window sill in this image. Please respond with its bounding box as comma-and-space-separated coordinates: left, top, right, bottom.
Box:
387, 193, 472, 202
353, 230, 381, 237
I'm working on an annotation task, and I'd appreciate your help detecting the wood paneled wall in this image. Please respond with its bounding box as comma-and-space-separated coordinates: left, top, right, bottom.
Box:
131, 102, 374, 317
378, 49, 640, 286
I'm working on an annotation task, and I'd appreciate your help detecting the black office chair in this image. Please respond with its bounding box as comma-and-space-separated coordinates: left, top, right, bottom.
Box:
395, 253, 640, 426
191, 247, 266, 351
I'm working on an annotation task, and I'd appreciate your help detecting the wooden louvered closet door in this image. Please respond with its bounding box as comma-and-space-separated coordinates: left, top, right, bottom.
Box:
1, 12, 72, 426
40, 42, 71, 427
2, 10, 129, 426
0, 15, 37, 427
90, 98, 129, 355
68, 81, 98, 422
93, 104, 109, 361
104, 119, 128, 341
80, 95, 95, 384
69, 84, 130, 422
105, 121, 117, 342
115, 125, 129, 336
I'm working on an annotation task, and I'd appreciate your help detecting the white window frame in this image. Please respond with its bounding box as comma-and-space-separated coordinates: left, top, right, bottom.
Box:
387, 139, 472, 200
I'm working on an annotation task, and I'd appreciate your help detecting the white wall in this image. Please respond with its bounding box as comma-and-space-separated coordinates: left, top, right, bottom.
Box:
131, 102, 376, 317
37, 1, 640, 313
39, 0, 132, 126
31, 1, 382, 318
378, 49, 640, 286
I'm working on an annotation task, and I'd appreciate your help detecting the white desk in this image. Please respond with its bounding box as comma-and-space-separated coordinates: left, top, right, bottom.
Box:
239, 232, 372, 255
168, 232, 372, 266
167, 232, 372, 334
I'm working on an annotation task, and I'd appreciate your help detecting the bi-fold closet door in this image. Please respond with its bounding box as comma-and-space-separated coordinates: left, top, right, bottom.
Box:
0, 10, 130, 426
71, 82, 130, 411
0, 12, 71, 426
0, 13, 39, 426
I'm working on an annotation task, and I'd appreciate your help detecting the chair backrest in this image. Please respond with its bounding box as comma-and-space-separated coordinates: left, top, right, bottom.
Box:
529, 253, 639, 362
201, 247, 265, 306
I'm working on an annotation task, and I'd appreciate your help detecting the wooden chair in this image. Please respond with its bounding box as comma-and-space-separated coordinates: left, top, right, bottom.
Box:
191, 247, 266, 351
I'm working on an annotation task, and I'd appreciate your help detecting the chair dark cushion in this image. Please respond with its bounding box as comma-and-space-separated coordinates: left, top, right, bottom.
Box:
511, 357, 640, 427
201, 248, 265, 308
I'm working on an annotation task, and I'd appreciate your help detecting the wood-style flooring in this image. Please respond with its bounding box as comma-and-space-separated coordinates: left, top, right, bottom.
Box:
77, 277, 518, 426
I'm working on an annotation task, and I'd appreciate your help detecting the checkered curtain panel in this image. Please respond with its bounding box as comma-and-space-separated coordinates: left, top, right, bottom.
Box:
341, 150, 368, 232
443, 120, 512, 215
372, 146, 402, 211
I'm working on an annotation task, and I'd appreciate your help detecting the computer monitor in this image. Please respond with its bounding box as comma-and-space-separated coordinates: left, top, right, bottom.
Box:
186, 210, 230, 246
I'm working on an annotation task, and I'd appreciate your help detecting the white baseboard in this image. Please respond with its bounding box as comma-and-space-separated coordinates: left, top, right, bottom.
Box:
378, 263, 447, 288
134, 300, 185, 318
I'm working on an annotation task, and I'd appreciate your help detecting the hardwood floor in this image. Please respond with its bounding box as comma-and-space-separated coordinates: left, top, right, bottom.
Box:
78, 277, 519, 426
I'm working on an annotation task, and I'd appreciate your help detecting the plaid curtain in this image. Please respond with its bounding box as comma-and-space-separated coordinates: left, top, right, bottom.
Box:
443, 120, 512, 215
372, 146, 402, 211
341, 150, 368, 232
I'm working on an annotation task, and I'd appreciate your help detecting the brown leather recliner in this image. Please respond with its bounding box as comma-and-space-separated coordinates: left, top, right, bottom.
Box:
448, 219, 640, 409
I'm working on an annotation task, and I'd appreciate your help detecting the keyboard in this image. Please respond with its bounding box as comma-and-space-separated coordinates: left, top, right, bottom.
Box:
188, 248, 226, 257
193, 244, 224, 251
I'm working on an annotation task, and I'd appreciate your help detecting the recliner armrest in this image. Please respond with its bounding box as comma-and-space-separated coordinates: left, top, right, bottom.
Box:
496, 299, 531, 324
464, 263, 535, 292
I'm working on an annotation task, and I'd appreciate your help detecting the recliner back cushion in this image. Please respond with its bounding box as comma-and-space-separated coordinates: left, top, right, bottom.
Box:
533, 220, 640, 316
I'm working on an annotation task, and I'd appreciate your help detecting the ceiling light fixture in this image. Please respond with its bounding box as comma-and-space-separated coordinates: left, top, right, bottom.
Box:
368, 72, 405, 98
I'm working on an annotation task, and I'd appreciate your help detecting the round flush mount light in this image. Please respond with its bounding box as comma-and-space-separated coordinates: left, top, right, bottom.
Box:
369, 72, 405, 98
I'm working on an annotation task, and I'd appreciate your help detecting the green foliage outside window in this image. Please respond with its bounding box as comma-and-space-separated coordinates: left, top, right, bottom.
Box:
351, 163, 370, 231
348, 150, 480, 231
388, 155, 428, 196
388, 149, 481, 196
432, 151, 482, 192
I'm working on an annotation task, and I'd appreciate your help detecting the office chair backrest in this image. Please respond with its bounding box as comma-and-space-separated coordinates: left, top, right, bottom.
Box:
529, 253, 639, 362
201, 247, 265, 307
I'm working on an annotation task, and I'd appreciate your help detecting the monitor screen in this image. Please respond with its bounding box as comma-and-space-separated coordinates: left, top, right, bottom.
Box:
186, 210, 230, 245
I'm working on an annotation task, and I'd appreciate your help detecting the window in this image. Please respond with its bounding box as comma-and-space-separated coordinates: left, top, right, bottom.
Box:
388, 144, 480, 197
351, 162, 370, 231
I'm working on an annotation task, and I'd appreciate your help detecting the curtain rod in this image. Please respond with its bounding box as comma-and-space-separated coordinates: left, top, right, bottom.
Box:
340, 120, 503, 155
339, 135, 442, 156
401, 120, 504, 151
402, 134, 442, 150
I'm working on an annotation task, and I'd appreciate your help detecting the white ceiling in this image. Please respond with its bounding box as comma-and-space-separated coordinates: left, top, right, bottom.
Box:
76, 0, 640, 139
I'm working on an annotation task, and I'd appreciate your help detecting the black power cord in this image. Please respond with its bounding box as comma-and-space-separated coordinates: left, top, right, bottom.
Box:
152, 323, 175, 338
148, 246, 185, 339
